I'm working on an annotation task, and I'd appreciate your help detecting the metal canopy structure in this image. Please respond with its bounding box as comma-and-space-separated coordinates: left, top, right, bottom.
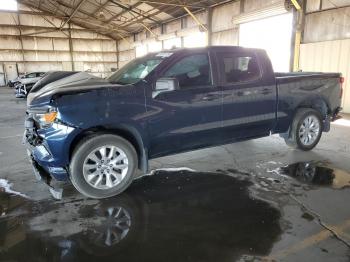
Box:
18, 0, 230, 40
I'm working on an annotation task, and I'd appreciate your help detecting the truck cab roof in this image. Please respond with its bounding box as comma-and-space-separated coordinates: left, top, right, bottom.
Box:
147, 46, 266, 57
164, 45, 263, 52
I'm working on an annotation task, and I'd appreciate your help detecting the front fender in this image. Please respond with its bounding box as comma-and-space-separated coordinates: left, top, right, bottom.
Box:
67, 121, 149, 173
53, 86, 149, 171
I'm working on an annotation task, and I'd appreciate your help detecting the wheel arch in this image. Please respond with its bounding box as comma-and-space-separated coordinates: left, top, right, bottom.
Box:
296, 97, 330, 119
69, 125, 149, 174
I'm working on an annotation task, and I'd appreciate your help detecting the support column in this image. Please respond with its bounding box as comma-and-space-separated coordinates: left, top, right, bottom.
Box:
207, 7, 213, 46
116, 40, 119, 69
161, 24, 165, 50
240, 0, 245, 13
68, 23, 75, 71
181, 17, 185, 48
291, 0, 304, 72
17, 13, 25, 63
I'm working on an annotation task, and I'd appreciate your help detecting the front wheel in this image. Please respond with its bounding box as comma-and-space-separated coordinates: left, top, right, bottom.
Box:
284, 108, 323, 151
70, 134, 138, 199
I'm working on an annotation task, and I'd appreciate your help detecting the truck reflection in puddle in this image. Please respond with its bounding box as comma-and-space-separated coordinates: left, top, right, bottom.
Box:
280, 162, 350, 189
0, 170, 282, 261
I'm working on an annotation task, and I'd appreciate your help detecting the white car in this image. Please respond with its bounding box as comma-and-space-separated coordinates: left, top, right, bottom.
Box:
19, 72, 46, 86
14, 72, 46, 98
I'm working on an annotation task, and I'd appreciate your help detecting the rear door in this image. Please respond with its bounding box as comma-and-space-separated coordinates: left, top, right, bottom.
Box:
215, 50, 276, 140
147, 51, 223, 158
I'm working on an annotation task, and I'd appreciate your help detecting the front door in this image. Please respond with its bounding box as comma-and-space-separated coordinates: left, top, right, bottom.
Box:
147, 52, 222, 158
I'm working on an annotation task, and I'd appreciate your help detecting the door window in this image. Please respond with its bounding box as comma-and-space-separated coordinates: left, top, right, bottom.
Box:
26, 73, 36, 78
218, 53, 261, 84
163, 54, 211, 89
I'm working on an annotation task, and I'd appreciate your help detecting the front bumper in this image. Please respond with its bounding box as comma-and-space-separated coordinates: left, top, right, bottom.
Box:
23, 116, 78, 198
15, 85, 26, 98
24, 132, 70, 181
25, 148, 63, 199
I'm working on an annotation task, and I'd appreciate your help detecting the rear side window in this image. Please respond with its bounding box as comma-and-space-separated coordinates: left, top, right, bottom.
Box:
163, 54, 211, 89
217, 53, 261, 84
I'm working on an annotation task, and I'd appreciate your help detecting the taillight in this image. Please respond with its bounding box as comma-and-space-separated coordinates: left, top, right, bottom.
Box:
340, 77, 344, 99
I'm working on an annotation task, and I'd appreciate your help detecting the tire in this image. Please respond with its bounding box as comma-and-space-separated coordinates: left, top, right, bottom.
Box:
70, 134, 138, 199
284, 108, 323, 151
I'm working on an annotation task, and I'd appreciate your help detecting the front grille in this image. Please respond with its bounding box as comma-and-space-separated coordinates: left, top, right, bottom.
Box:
24, 115, 42, 146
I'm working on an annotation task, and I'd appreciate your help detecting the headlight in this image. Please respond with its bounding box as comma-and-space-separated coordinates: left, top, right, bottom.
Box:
30, 107, 58, 128
36, 112, 57, 127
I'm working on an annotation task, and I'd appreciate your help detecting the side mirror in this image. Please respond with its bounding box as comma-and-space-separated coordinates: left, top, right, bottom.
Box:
153, 78, 179, 98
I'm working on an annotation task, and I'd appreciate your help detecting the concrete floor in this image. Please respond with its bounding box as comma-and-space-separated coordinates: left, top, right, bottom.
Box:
0, 86, 349, 261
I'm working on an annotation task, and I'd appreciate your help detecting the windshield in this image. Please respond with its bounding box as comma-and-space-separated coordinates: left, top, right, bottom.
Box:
108, 55, 166, 85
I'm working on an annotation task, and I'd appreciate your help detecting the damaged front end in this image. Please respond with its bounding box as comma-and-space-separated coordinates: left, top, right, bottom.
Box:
23, 111, 75, 200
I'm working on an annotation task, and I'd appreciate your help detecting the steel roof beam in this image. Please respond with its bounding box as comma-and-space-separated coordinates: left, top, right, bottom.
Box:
0, 9, 67, 18
104, 1, 143, 23
94, 0, 111, 14
140, 1, 206, 9
110, 0, 180, 29
108, 0, 161, 25
60, 0, 88, 29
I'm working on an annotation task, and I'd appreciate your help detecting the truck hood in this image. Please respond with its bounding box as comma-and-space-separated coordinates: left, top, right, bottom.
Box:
27, 72, 114, 106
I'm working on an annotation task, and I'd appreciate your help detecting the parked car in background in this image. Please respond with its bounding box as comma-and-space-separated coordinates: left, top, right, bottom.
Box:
14, 71, 79, 99
11, 72, 45, 87
15, 83, 27, 98
8, 74, 24, 87
27, 71, 79, 101
24, 46, 343, 199
14, 72, 46, 98
21, 72, 46, 85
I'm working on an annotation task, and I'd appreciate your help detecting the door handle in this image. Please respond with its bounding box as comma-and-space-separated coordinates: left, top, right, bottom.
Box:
261, 88, 271, 95
202, 96, 211, 101
202, 94, 220, 101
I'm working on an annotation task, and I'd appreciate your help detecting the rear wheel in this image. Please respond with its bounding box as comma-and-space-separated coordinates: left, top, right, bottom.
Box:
70, 134, 138, 199
284, 108, 323, 151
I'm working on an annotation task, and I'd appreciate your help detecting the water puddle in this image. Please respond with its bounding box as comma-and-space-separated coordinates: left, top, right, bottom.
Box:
279, 162, 350, 189
0, 170, 282, 261
0, 179, 29, 198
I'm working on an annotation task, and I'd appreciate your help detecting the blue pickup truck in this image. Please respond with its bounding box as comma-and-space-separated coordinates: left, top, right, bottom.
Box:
24, 46, 343, 199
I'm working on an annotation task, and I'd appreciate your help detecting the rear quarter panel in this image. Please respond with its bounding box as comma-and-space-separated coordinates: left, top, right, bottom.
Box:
275, 76, 341, 133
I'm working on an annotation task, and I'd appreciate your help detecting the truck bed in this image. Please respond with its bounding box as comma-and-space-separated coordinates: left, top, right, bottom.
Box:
275, 72, 341, 84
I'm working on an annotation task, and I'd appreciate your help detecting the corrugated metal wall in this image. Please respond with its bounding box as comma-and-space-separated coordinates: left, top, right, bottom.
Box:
126, 0, 286, 61
132, 11, 210, 59
0, 0, 290, 81
300, 0, 350, 113
0, 4, 118, 79
212, 1, 240, 45
300, 40, 350, 113
304, 6, 350, 43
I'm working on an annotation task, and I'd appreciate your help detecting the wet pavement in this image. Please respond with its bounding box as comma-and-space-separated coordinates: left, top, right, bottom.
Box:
1, 87, 350, 261
0, 170, 282, 262
279, 161, 350, 190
